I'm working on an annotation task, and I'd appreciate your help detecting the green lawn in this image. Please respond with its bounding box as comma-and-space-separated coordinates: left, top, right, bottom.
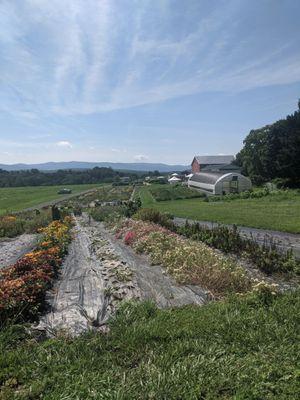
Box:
0, 184, 102, 215
136, 186, 300, 233
0, 293, 299, 399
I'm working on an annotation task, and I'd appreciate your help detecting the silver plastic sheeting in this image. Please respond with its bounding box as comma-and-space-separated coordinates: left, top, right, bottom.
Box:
96, 223, 211, 308
0, 234, 38, 269
37, 220, 111, 336
37, 216, 210, 337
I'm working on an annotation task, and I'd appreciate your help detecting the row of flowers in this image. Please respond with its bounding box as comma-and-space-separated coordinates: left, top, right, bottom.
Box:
0, 216, 74, 324
115, 219, 252, 298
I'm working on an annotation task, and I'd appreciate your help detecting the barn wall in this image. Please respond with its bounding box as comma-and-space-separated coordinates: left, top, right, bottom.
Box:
191, 159, 200, 173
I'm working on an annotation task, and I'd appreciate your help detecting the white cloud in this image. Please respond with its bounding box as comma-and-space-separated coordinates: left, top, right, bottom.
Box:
0, 0, 300, 118
134, 154, 149, 162
56, 140, 73, 148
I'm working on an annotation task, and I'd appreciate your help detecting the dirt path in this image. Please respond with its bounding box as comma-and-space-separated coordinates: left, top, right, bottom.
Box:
0, 234, 38, 269
174, 217, 300, 259
37, 215, 210, 336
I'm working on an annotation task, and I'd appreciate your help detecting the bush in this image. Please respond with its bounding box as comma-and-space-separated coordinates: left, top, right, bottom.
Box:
133, 210, 299, 275
0, 210, 52, 238
178, 221, 300, 275
133, 208, 174, 228
90, 205, 127, 222
206, 187, 289, 203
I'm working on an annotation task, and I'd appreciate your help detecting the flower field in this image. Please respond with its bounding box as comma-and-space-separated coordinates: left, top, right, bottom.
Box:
115, 219, 252, 297
0, 217, 73, 324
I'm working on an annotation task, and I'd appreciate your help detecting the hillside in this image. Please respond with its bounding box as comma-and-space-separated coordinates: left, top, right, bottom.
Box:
0, 161, 188, 172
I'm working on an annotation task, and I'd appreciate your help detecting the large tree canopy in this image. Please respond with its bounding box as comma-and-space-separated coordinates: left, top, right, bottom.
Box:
235, 100, 300, 187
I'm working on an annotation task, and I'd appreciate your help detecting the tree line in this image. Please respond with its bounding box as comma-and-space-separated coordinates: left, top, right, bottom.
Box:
0, 167, 144, 187
235, 100, 300, 187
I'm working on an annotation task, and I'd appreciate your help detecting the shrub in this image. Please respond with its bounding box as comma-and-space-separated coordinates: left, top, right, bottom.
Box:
178, 221, 300, 275
134, 210, 299, 275
0, 210, 52, 238
90, 205, 127, 222
205, 187, 283, 202
133, 208, 174, 228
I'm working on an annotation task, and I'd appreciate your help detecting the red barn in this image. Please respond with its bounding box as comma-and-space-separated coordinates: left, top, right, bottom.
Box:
191, 155, 235, 173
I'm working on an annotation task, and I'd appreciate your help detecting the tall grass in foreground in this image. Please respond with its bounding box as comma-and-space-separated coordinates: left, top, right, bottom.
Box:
0, 291, 299, 399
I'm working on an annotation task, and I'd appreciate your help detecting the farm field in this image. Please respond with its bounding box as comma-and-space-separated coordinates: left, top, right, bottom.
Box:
136, 186, 300, 233
1, 185, 299, 399
0, 184, 103, 215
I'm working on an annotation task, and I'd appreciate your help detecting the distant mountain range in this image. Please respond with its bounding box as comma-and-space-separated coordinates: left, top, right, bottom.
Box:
0, 161, 189, 173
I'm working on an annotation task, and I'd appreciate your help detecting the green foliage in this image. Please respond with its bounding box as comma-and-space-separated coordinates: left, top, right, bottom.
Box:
0, 167, 141, 188
206, 187, 282, 202
135, 208, 299, 275
0, 292, 299, 399
81, 185, 134, 204
235, 100, 300, 187
90, 199, 141, 222
178, 221, 300, 275
150, 184, 205, 201
133, 207, 174, 228
90, 205, 127, 222
0, 210, 52, 238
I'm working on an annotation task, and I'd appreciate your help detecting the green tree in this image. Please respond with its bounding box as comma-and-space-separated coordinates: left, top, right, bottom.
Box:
235, 100, 300, 187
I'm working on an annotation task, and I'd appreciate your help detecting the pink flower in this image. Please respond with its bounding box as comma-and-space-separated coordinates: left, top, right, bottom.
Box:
124, 231, 136, 245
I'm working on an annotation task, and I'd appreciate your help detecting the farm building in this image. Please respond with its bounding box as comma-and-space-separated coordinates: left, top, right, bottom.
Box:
168, 176, 182, 184
191, 155, 235, 173
188, 172, 252, 195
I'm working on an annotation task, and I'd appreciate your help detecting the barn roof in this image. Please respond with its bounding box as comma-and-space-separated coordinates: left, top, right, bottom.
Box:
189, 172, 230, 185
201, 163, 240, 171
193, 155, 234, 165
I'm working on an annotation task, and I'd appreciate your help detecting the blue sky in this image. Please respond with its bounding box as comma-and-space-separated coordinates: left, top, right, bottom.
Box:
0, 0, 300, 165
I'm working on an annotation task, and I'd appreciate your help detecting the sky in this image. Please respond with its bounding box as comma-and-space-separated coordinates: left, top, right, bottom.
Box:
0, 0, 300, 165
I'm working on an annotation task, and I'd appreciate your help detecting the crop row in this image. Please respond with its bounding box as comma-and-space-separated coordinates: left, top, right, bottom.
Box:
0, 217, 73, 324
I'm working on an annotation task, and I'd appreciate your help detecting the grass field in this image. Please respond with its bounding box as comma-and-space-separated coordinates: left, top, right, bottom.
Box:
0, 184, 103, 215
136, 186, 300, 233
1, 293, 299, 399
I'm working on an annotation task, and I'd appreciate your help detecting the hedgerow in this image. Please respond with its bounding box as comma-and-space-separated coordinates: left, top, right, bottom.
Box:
133, 208, 300, 275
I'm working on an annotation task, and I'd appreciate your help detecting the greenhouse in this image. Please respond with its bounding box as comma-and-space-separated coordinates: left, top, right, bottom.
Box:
188, 172, 252, 195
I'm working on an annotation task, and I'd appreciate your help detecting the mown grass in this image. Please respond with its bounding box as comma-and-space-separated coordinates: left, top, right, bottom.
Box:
136, 186, 300, 233
0, 292, 299, 399
0, 184, 103, 215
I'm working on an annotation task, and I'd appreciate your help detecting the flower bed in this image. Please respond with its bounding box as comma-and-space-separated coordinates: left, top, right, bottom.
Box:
115, 220, 252, 297
0, 217, 73, 324
0, 209, 52, 238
